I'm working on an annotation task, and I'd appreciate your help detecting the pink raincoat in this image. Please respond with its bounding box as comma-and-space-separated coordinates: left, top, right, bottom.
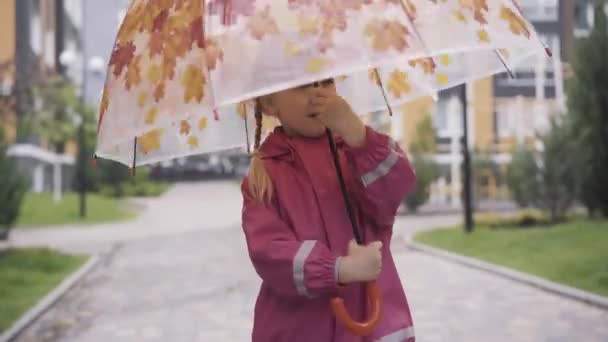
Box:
241, 125, 417, 342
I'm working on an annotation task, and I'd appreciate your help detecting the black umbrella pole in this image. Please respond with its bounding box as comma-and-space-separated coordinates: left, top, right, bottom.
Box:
326, 129, 363, 244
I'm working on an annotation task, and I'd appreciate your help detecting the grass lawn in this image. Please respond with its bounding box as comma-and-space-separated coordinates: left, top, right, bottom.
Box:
16, 192, 136, 227
415, 220, 608, 297
0, 248, 87, 332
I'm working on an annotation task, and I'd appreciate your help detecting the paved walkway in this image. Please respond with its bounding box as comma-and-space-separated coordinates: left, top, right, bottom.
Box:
9, 182, 608, 341
5, 181, 244, 254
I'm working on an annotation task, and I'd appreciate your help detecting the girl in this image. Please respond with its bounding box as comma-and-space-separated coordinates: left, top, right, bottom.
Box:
241, 78, 417, 342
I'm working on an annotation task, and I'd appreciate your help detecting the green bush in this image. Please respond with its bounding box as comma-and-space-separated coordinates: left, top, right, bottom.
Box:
475, 209, 549, 229
0, 136, 28, 240
507, 146, 539, 208
405, 153, 437, 213
506, 118, 578, 223
98, 181, 169, 198
566, 2, 608, 217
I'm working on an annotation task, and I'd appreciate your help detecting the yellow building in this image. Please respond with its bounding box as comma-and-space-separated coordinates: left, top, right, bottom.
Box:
0, 0, 16, 142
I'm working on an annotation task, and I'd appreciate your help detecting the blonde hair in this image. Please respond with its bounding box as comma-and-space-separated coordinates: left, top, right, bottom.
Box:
247, 100, 273, 204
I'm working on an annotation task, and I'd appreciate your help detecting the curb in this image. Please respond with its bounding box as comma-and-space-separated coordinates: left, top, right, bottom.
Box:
404, 236, 608, 311
0, 253, 101, 342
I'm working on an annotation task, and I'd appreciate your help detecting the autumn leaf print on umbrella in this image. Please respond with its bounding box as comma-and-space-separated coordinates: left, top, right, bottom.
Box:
95, 0, 549, 168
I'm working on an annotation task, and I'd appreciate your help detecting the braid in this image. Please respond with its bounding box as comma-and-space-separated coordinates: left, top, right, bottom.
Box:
254, 100, 263, 150
248, 98, 272, 204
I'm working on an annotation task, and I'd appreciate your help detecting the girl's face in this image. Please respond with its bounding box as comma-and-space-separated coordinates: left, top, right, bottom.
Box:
260, 79, 336, 138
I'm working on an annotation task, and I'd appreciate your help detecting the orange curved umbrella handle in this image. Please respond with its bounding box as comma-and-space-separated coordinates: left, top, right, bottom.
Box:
330, 281, 382, 336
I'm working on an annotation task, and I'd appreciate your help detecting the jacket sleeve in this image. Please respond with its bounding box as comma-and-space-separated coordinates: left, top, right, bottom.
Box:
241, 178, 340, 299
344, 126, 416, 230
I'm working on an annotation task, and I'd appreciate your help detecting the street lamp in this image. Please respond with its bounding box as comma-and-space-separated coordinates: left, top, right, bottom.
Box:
459, 83, 474, 233
58, 2, 104, 218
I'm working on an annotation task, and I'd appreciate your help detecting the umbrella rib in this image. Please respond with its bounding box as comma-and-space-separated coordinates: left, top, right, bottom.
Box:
203, 0, 220, 121
244, 104, 251, 154
398, 1, 436, 70
131, 137, 137, 176
373, 69, 394, 117
494, 50, 515, 78
509, 0, 552, 57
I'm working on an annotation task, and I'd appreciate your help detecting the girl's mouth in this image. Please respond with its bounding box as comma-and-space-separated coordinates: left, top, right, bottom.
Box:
308, 113, 319, 118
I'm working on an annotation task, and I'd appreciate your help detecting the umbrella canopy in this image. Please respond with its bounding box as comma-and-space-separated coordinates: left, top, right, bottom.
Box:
95, 0, 548, 167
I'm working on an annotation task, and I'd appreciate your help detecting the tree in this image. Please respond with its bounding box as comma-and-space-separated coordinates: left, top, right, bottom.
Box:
507, 117, 579, 223
405, 114, 438, 212
537, 117, 579, 222
507, 145, 539, 208
405, 153, 436, 212
566, 0, 608, 217
473, 149, 500, 202
33, 75, 83, 153
0, 57, 43, 143
0, 126, 28, 240
409, 113, 436, 154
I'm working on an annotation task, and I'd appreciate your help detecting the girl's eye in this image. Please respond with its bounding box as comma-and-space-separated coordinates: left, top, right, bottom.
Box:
294, 79, 333, 90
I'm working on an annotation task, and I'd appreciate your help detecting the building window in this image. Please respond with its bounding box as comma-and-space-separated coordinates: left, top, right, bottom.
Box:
520, 0, 558, 21
575, 0, 593, 30
494, 97, 534, 140
434, 95, 463, 138
494, 102, 512, 138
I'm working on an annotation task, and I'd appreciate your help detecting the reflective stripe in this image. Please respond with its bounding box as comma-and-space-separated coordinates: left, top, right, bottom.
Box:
334, 256, 342, 284
293, 240, 316, 297
361, 139, 400, 187
375, 326, 415, 342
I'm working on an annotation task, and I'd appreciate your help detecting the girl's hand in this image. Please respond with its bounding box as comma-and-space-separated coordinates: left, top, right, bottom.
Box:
310, 88, 366, 148
337, 240, 383, 284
